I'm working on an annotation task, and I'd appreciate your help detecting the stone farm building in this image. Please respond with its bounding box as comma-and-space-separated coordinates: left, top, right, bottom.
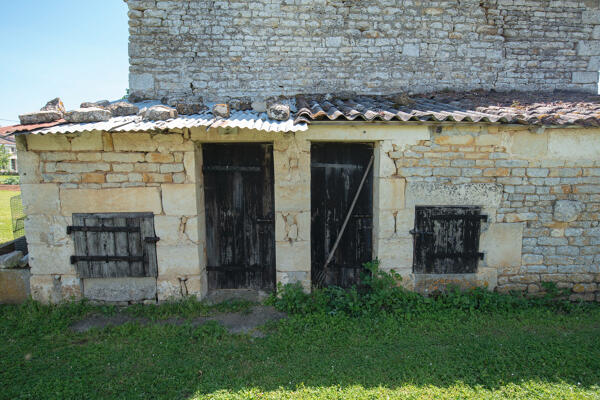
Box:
11, 0, 600, 303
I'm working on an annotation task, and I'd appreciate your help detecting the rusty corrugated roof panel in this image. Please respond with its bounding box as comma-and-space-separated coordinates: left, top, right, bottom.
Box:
0, 119, 67, 135
295, 91, 600, 126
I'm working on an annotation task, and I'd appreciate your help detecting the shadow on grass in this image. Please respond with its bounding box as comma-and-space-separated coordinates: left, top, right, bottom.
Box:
1, 302, 600, 399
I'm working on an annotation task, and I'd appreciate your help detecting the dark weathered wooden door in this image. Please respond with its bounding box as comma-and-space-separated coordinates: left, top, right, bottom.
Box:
311, 143, 373, 288
203, 143, 275, 291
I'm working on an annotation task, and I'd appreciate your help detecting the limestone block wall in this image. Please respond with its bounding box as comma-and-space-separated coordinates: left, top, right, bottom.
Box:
17, 130, 205, 303
16, 123, 600, 303
389, 126, 600, 300
126, 0, 600, 101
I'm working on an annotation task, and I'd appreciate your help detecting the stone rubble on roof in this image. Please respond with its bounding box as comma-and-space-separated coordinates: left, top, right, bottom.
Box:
267, 103, 290, 121
41, 98, 66, 114
13, 91, 600, 133
140, 105, 178, 121
80, 100, 110, 108
18, 97, 66, 125
18, 110, 63, 125
212, 104, 230, 118
65, 107, 112, 123
173, 102, 205, 115
108, 101, 139, 117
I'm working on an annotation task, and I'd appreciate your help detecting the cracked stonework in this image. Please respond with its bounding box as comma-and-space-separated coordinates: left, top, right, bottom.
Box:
281, 213, 300, 242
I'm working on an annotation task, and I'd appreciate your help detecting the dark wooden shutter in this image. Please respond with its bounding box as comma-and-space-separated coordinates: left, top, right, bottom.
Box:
68, 212, 158, 278
411, 206, 485, 274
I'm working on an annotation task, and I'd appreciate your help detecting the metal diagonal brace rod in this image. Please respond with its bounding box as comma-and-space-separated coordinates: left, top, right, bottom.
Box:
319, 154, 374, 284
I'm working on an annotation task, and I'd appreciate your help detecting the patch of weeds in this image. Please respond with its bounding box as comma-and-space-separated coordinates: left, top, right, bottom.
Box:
266, 260, 593, 317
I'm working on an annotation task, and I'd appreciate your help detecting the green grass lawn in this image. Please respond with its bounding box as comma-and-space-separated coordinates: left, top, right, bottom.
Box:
1, 300, 599, 399
0, 189, 20, 243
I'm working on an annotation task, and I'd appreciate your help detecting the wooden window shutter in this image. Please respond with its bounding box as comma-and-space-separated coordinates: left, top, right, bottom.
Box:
68, 212, 159, 278
411, 206, 486, 274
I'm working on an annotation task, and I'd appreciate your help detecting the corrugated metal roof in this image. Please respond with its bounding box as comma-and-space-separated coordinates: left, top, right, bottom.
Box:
296, 91, 600, 126
28, 111, 307, 135
0, 119, 66, 135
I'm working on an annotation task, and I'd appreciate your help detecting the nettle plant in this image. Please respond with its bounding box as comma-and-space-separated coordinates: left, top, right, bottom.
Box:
267, 260, 586, 317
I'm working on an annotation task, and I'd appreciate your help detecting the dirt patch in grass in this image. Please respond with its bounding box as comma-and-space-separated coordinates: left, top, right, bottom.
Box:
70, 305, 286, 337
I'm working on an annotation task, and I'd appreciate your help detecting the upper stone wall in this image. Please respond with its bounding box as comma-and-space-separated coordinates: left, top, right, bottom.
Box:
127, 0, 600, 102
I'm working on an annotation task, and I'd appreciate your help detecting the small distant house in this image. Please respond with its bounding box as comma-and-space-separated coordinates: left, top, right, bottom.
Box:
0, 126, 20, 173
12, 0, 600, 304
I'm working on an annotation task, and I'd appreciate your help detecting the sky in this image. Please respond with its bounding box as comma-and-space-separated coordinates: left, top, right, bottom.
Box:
0, 1, 129, 126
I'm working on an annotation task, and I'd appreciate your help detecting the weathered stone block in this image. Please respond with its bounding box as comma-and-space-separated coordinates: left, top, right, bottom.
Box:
376, 210, 397, 239
274, 183, 311, 212
0, 269, 30, 304
510, 132, 547, 159
405, 182, 502, 208
154, 216, 194, 245
549, 130, 600, 160
83, 277, 157, 302
153, 134, 193, 152
55, 162, 110, 173
156, 245, 202, 276
378, 178, 406, 210
275, 240, 310, 272
103, 152, 145, 163
184, 274, 207, 298
183, 151, 196, 182
71, 131, 103, 151
434, 135, 474, 146
27, 134, 70, 151
185, 216, 202, 244
143, 105, 178, 121
156, 277, 183, 301
82, 173, 105, 183
553, 200, 584, 222
112, 132, 157, 152
376, 237, 413, 273
21, 184, 60, 215
65, 107, 111, 123
77, 153, 102, 162
108, 101, 139, 117
161, 184, 197, 215
28, 242, 75, 275
146, 152, 174, 163
480, 223, 523, 268
377, 141, 397, 178
0, 251, 23, 269
19, 110, 62, 125
267, 103, 290, 121
17, 151, 41, 184
60, 187, 162, 215
30, 274, 81, 303
212, 104, 230, 118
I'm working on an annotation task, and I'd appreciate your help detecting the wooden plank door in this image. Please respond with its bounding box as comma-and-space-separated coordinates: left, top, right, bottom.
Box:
311, 143, 374, 288
203, 143, 276, 291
